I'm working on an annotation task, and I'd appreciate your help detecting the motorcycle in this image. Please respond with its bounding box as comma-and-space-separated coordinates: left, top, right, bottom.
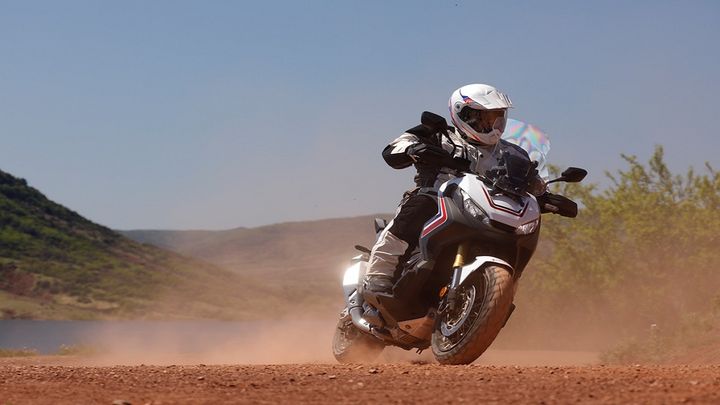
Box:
332, 113, 587, 365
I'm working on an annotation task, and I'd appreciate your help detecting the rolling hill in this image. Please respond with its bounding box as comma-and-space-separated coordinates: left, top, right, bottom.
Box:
122, 215, 389, 280
0, 169, 288, 320
121, 214, 392, 315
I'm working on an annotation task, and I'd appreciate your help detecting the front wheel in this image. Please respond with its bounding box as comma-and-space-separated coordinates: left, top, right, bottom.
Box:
431, 265, 514, 365
332, 314, 385, 363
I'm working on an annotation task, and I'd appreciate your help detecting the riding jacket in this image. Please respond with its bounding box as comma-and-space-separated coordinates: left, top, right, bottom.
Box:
382, 123, 531, 190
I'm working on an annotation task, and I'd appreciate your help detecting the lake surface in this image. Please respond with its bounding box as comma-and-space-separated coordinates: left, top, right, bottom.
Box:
0, 319, 337, 363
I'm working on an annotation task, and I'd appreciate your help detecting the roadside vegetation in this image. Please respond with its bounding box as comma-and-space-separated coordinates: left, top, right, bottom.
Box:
55, 344, 99, 356
0, 345, 99, 357
0, 169, 284, 320
512, 146, 720, 363
601, 306, 720, 364
0, 348, 38, 357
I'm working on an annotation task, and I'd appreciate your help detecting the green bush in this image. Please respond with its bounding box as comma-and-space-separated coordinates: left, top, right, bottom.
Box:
56, 344, 98, 356
515, 146, 720, 357
0, 347, 38, 357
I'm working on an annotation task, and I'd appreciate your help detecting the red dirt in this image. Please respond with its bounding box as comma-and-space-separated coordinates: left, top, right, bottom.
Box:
1, 361, 719, 404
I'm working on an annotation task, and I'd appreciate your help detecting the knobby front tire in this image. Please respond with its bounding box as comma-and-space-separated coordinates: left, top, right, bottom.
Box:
431, 265, 514, 365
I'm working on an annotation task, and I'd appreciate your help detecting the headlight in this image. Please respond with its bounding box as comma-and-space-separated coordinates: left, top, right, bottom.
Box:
515, 218, 540, 235
342, 262, 362, 286
459, 189, 490, 224
463, 197, 484, 218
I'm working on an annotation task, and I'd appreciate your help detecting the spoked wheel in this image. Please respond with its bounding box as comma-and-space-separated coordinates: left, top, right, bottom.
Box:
432, 265, 514, 365
332, 314, 384, 363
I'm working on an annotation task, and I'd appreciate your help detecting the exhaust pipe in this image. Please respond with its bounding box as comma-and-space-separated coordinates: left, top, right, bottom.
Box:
347, 291, 371, 333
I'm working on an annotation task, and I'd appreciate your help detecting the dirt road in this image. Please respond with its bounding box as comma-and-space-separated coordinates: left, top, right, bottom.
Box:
1, 361, 719, 404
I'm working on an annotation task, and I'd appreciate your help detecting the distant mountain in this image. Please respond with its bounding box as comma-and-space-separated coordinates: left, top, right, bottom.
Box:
121, 215, 393, 313
123, 215, 389, 277
0, 169, 287, 320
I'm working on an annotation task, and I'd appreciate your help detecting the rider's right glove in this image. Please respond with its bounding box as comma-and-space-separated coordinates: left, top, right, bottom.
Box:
406, 143, 470, 172
537, 192, 578, 217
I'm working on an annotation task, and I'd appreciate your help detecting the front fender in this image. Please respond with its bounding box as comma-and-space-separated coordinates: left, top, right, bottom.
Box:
458, 256, 513, 285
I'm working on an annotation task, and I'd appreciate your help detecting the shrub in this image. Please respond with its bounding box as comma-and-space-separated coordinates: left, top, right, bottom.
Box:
516, 146, 720, 353
0, 348, 38, 357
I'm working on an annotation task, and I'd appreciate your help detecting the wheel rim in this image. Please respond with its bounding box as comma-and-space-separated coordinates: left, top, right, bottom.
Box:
436, 276, 487, 352
334, 321, 356, 352
440, 286, 476, 336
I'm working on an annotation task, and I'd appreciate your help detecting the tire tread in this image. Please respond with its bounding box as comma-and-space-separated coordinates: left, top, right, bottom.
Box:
432, 266, 514, 365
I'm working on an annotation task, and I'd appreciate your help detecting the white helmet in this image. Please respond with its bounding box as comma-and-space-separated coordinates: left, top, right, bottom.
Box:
449, 83, 513, 145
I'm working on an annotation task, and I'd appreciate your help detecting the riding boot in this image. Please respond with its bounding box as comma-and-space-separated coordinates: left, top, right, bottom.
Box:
362, 274, 394, 296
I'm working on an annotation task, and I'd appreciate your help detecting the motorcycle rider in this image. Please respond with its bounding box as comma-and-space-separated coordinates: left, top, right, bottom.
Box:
363, 83, 543, 297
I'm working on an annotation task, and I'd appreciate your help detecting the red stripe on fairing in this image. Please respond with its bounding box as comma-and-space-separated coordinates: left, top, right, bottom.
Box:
421, 197, 448, 237
481, 187, 528, 217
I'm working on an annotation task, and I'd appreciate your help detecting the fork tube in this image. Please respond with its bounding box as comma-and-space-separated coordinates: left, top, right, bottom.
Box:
450, 242, 469, 289
453, 242, 469, 268
448, 242, 470, 310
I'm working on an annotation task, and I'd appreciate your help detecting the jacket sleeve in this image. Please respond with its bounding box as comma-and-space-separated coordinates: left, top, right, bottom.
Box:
382, 132, 421, 169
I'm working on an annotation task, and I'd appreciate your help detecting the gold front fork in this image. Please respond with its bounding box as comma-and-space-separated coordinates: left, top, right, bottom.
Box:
440, 242, 471, 299
441, 242, 471, 302
453, 242, 470, 269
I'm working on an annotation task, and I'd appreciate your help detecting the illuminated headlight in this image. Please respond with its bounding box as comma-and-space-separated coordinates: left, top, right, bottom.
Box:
460, 190, 486, 219
342, 262, 362, 286
515, 218, 540, 235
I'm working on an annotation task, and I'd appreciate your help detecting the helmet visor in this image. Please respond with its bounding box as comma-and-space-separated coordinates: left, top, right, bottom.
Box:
460, 108, 507, 134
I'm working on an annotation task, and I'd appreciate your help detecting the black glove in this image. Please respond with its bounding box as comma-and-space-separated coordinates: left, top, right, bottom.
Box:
406, 143, 470, 172
449, 156, 471, 172
527, 176, 547, 196
537, 192, 578, 217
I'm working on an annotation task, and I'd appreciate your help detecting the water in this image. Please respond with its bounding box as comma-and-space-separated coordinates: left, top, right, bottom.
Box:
0, 319, 332, 356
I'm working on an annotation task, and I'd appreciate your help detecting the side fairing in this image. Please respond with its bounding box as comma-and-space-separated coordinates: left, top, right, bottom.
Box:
418, 180, 472, 259
459, 176, 540, 228
418, 176, 542, 268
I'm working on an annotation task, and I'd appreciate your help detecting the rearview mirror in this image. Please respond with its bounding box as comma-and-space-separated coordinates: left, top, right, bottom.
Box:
560, 167, 588, 183
547, 167, 588, 184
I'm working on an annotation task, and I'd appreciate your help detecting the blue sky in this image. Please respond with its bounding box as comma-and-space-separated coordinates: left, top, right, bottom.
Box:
1, 1, 718, 229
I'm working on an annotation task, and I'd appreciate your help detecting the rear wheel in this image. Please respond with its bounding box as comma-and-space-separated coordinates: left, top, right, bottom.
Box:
431, 265, 514, 365
332, 314, 385, 363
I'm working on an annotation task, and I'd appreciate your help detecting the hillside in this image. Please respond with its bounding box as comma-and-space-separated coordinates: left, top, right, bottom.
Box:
122, 215, 392, 314
0, 169, 286, 320
123, 215, 390, 279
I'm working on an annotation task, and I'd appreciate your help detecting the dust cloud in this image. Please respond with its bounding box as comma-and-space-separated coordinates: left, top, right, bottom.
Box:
75, 320, 339, 366
56, 318, 600, 367
71, 319, 433, 366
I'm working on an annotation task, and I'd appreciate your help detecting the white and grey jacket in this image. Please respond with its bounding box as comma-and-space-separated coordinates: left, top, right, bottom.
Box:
382, 123, 530, 190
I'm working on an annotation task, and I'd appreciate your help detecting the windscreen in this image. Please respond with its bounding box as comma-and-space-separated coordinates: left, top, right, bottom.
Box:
502, 119, 551, 180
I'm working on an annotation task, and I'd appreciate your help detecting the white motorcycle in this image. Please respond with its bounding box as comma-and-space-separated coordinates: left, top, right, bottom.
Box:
333, 113, 586, 364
